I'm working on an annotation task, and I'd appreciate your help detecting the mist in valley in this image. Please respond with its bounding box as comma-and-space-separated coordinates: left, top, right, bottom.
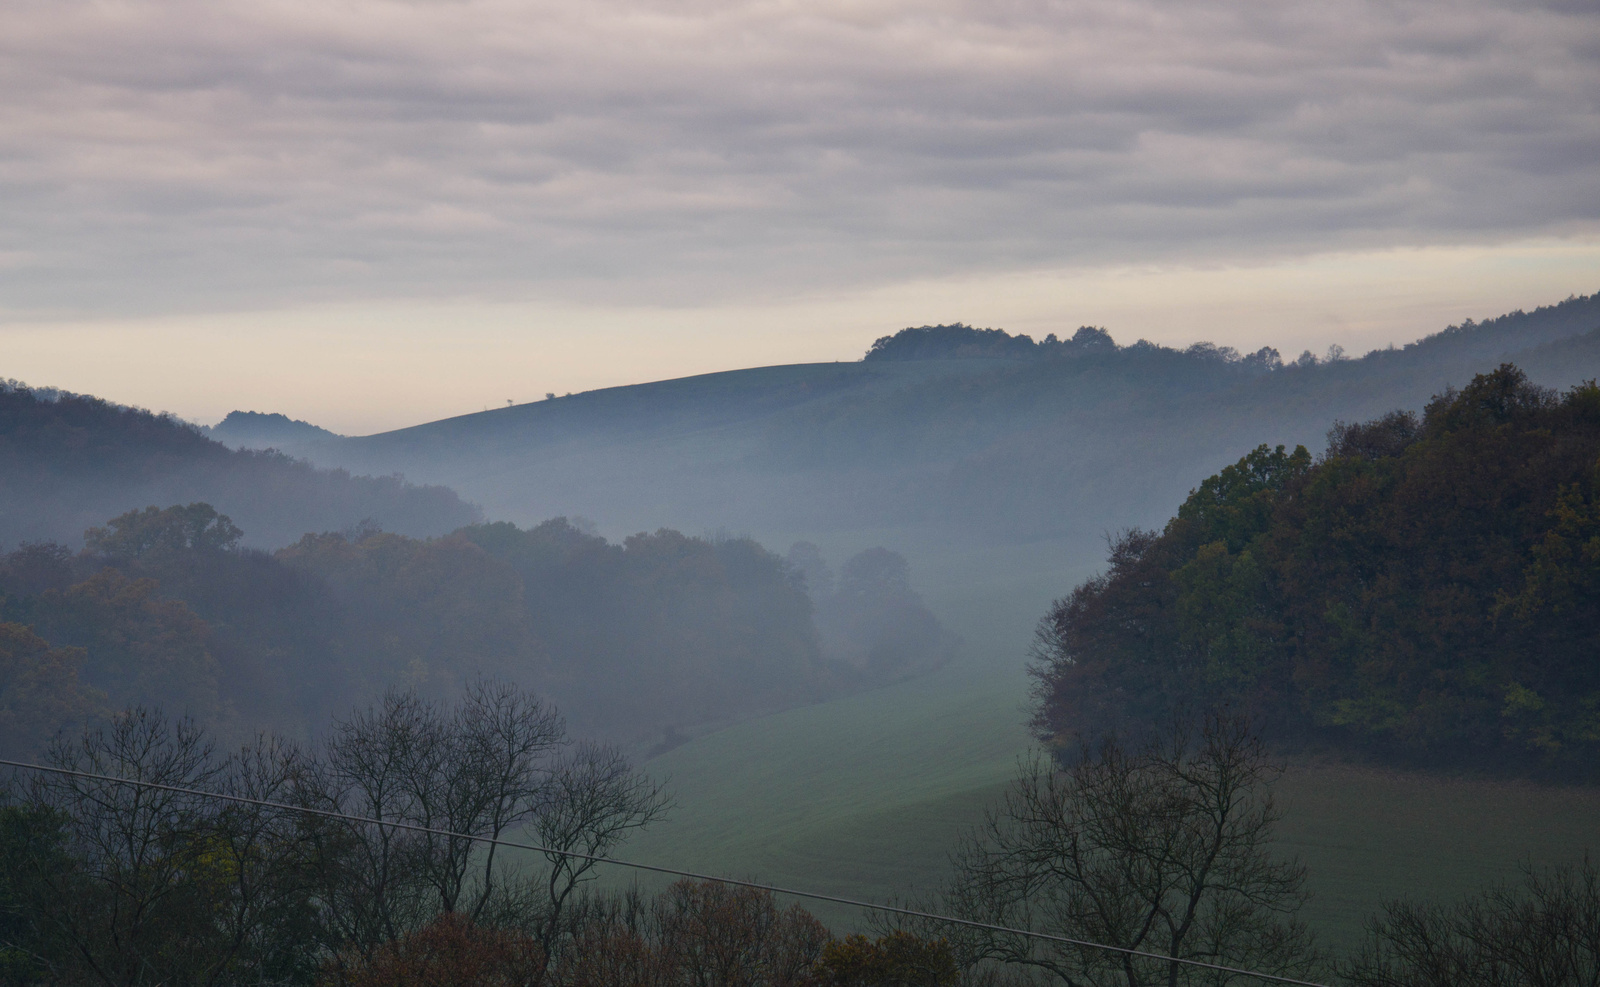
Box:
7, 293, 1600, 984
6, 0, 1600, 972
6, 292, 1600, 749
203, 291, 1600, 658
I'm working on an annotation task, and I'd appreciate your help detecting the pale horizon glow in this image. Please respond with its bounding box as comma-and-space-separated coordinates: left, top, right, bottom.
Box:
4, 237, 1596, 435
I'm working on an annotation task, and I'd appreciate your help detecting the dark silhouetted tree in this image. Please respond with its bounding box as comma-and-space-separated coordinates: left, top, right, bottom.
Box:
938, 713, 1322, 987
1345, 858, 1600, 987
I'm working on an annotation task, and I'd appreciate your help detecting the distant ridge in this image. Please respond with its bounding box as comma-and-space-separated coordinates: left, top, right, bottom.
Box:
1399, 292, 1600, 363
18, 290, 1594, 635
272, 290, 1600, 565
207, 410, 343, 449
861, 294, 1600, 368
0, 382, 478, 548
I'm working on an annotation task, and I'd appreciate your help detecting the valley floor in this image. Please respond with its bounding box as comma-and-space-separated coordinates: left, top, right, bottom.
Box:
619, 658, 1600, 955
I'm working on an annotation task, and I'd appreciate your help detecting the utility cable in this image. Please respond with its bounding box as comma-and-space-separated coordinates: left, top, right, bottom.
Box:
0, 757, 1331, 987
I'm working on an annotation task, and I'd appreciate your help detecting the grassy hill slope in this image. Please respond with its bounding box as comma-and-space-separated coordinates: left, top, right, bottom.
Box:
620, 655, 1600, 955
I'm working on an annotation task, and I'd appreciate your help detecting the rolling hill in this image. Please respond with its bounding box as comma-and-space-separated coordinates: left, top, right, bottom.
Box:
227, 293, 1600, 651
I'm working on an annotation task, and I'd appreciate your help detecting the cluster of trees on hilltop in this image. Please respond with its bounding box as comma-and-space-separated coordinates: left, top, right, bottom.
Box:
772, 327, 1313, 526
1031, 365, 1600, 776
0, 506, 955, 749
864, 324, 1054, 361
862, 322, 1288, 370
0, 380, 477, 548
865, 323, 1121, 362
864, 294, 1600, 371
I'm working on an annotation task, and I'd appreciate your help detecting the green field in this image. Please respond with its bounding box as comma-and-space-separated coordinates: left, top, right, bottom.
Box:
618, 656, 1600, 957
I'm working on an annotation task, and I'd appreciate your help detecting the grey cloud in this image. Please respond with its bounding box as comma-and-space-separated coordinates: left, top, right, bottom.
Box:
0, 0, 1597, 316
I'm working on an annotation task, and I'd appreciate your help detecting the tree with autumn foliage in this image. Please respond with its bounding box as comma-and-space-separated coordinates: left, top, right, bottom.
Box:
0, 621, 102, 756
816, 931, 960, 986
1032, 365, 1600, 775
545, 879, 829, 986
320, 912, 546, 987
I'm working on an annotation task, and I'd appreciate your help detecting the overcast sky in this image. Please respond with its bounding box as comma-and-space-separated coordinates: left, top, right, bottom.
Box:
3, 0, 1598, 432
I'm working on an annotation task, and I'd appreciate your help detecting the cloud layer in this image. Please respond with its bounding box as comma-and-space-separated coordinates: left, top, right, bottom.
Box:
2, 0, 1597, 316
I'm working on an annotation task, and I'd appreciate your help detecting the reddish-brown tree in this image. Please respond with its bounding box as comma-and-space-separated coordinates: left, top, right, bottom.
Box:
652, 879, 829, 987
321, 912, 546, 987
816, 931, 960, 986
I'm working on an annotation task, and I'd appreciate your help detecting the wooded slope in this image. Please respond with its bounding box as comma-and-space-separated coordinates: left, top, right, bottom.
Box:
1032, 365, 1600, 776
0, 383, 478, 548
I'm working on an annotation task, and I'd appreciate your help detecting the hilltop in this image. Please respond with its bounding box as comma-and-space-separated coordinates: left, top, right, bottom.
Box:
205, 409, 343, 448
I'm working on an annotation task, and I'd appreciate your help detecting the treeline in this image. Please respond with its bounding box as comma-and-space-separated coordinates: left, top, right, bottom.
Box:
864, 293, 1600, 370
0, 381, 477, 549
327, 894, 954, 987
0, 507, 951, 749
862, 322, 1287, 370
1031, 365, 1600, 776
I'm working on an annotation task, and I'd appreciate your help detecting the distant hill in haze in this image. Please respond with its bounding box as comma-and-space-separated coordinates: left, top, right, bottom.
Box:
0, 383, 479, 549
205, 410, 343, 448
253, 293, 1600, 641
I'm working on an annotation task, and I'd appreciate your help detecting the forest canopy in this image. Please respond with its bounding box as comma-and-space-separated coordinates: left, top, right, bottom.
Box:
861, 322, 1290, 370
863, 324, 1119, 362
1031, 365, 1600, 777
0, 509, 953, 750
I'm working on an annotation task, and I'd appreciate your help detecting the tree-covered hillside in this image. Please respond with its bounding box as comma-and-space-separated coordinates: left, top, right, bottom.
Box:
1031, 365, 1600, 777
0, 506, 952, 750
0, 381, 477, 548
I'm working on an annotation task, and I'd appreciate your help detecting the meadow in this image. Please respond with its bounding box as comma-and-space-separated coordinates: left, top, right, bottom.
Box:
622, 655, 1600, 957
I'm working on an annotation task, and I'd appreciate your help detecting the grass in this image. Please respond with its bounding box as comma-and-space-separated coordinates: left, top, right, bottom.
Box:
617, 656, 1600, 955
1274, 759, 1600, 951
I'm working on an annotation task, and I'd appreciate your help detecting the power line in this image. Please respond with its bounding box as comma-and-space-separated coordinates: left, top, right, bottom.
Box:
0, 757, 1331, 987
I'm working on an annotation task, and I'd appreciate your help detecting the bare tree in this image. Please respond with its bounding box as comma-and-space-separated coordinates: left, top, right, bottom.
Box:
0, 683, 666, 981
1345, 857, 1600, 987
6, 708, 316, 986
448, 680, 568, 919
300, 690, 441, 951
526, 741, 670, 956
208, 735, 322, 985
937, 712, 1322, 987
300, 681, 666, 960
